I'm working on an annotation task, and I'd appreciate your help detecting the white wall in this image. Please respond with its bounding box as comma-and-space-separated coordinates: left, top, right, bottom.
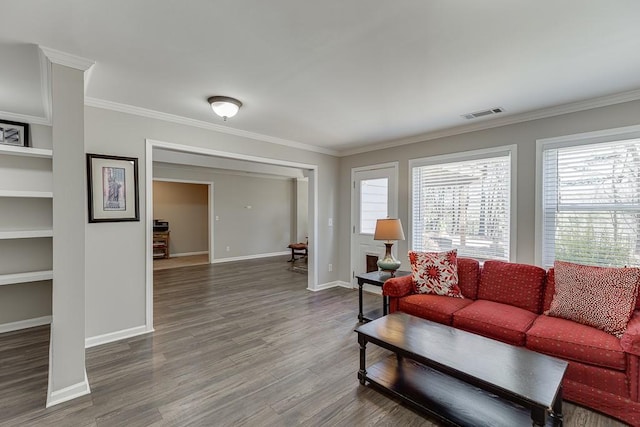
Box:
296, 179, 309, 242
84, 106, 340, 340
153, 181, 208, 256
154, 163, 294, 259
338, 99, 640, 281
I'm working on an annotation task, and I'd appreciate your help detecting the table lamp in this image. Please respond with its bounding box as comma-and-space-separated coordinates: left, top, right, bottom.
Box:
373, 218, 405, 276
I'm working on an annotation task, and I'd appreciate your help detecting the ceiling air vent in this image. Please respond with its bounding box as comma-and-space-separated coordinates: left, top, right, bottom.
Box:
462, 107, 505, 120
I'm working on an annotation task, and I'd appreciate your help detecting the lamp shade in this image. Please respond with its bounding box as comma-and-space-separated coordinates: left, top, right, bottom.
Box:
373, 218, 405, 241
208, 96, 242, 119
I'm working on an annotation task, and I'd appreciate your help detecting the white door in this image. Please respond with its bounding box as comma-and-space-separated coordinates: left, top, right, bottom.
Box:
351, 164, 398, 286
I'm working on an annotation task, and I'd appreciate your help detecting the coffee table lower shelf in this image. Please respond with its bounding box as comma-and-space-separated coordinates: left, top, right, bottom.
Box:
362, 308, 384, 322
365, 356, 557, 427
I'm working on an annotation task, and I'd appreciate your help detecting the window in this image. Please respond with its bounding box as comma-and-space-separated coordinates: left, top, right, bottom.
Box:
410, 146, 515, 261
540, 129, 640, 268
360, 178, 388, 234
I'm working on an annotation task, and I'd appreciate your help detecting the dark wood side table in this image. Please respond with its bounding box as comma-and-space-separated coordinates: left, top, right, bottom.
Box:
356, 270, 411, 323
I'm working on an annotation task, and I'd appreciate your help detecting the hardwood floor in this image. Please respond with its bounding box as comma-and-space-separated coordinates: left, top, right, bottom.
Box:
153, 254, 209, 271
0, 256, 629, 426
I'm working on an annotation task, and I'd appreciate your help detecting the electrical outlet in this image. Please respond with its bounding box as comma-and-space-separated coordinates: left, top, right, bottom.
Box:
328, 218, 333, 227
226, 246, 230, 252
328, 263, 333, 272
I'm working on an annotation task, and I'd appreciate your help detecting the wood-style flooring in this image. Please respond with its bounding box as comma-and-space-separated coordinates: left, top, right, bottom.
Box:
153, 254, 209, 271
0, 256, 628, 426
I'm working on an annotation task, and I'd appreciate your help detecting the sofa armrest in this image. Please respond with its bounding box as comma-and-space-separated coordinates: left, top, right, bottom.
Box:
621, 310, 640, 356
383, 275, 414, 297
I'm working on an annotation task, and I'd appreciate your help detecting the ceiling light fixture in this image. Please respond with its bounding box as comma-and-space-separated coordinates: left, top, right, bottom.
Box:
208, 96, 242, 121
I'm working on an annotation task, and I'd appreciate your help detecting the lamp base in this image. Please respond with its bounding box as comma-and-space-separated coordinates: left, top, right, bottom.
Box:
377, 242, 401, 276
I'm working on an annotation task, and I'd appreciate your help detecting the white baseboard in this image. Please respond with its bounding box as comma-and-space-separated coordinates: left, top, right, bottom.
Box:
212, 251, 289, 264
308, 280, 352, 292
46, 370, 91, 408
0, 315, 52, 334
363, 284, 383, 295
170, 251, 208, 258
85, 325, 153, 348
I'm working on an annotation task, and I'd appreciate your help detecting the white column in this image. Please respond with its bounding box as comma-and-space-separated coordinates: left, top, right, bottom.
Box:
43, 47, 94, 407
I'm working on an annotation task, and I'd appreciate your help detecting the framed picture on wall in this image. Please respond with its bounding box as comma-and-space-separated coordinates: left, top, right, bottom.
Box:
0, 119, 29, 147
87, 153, 140, 222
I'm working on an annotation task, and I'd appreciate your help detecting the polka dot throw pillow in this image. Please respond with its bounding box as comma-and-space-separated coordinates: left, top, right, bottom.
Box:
547, 261, 640, 338
409, 250, 462, 298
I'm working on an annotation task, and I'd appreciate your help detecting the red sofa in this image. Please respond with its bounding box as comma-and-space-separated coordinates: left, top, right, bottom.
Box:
382, 258, 640, 426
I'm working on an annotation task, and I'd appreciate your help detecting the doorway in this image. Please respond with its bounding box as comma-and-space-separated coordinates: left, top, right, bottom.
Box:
351, 163, 399, 288
144, 139, 319, 331
152, 179, 213, 270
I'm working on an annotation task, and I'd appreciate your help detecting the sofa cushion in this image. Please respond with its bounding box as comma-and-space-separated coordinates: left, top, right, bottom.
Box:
397, 294, 473, 326
409, 250, 462, 297
452, 300, 538, 346
457, 257, 480, 300
477, 260, 546, 313
526, 315, 626, 371
547, 261, 640, 338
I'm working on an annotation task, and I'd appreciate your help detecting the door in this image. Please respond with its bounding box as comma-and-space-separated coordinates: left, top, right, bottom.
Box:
351, 164, 398, 286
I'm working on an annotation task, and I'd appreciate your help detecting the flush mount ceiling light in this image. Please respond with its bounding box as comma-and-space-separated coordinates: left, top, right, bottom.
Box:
208, 96, 242, 121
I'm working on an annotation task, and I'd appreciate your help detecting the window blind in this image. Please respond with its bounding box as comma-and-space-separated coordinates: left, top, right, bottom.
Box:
360, 178, 388, 234
542, 138, 640, 268
411, 152, 511, 261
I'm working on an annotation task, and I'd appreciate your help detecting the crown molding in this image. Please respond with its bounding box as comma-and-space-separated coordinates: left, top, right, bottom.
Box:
338, 88, 640, 157
84, 97, 339, 157
39, 46, 95, 71
0, 110, 51, 126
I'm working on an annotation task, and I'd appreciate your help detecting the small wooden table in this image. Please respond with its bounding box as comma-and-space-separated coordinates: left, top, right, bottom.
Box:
356, 270, 410, 323
355, 313, 568, 426
153, 231, 170, 259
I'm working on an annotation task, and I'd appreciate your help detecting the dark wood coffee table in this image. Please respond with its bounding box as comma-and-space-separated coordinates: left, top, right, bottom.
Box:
355, 312, 568, 427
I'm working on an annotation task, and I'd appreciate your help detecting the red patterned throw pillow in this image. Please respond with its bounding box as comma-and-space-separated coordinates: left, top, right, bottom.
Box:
547, 261, 640, 338
409, 250, 462, 298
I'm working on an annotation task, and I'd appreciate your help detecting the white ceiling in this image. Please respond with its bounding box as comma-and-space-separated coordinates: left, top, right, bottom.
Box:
1, 1, 640, 155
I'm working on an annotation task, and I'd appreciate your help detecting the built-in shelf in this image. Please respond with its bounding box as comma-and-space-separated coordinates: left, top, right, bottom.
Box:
0, 120, 54, 332
0, 190, 53, 198
0, 270, 53, 286
0, 145, 53, 159
0, 229, 53, 239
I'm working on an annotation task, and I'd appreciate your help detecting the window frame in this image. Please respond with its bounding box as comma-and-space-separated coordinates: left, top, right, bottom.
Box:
408, 145, 518, 262
535, 124, 640, 267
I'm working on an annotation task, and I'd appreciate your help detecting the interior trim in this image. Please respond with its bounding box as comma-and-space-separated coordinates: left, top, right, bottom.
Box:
340, 88, 640, 157
0, 315, 52, 334
86, 97, 339, 157
85, 325, 151, 349
46, 370, 91, 408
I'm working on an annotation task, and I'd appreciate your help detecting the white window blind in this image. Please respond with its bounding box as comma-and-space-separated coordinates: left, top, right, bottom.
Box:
360, 178, 388, 234
542, 138, 640, 268
411, 151, 511, 261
